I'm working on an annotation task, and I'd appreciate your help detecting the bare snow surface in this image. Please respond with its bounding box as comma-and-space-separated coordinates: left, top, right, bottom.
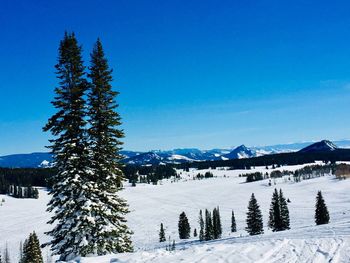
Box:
1, 163, 350, 262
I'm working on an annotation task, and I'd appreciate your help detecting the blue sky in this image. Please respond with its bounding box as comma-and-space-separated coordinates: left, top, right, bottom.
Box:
1, 0, 350, 155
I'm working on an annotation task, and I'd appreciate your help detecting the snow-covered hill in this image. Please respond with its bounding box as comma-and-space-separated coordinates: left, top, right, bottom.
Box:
1, 163, 350, 262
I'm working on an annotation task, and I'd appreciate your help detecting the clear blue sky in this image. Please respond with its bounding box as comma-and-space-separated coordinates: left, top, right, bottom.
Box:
1, 0, 350, 155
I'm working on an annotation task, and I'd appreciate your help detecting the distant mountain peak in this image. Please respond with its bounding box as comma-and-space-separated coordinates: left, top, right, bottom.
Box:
299, 140, 338, 153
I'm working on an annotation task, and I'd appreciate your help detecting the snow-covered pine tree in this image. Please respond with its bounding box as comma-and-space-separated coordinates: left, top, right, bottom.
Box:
43, 32, 96, 260
315, 191, 330, 225
22, 232, 44, 263
231, 210, 236, 232
178, 212, 191, 239
159, 223, 166, 242
246, 193, 264, 235
268, 188, 283, 232
199, 210, 204, 241
279, 189, 290, 230
86, 38, 133, 254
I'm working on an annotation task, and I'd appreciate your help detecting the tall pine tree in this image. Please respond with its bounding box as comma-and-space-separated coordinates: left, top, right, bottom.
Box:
204, 209, 214, 241
178, 212, 191, 239
198, 210, 204, 241
315, 191, 330, 225
246, 193, 264, 235
87, 38, 133, 254
268, 189, 283, 232
279, 189, 290, 230
231, 210, 237, 232
43, 32, 94, 260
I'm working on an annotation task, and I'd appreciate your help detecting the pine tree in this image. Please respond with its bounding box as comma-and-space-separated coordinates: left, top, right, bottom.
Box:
198, 210, 204, 241
193, 228, 197, 237
22, 232, 44, 263
43, 32, 95, 260
315, 191, 330, 225
212, 207, 222, 239
86, 38, 133, 254
204, 209, 214, 241
231, 210, 236, 232
159, 223, 166, 242
279, 189, 290, 230
268, 189, 283, 232
3, 244, 10, 263
19, 241, 23, 263
246, 193, 264, 235
178, 212, 191, 239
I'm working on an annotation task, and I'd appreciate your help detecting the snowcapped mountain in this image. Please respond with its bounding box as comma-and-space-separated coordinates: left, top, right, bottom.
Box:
299, 140, 338, 153
223, 145, 255, 159
1, 139, 349, 167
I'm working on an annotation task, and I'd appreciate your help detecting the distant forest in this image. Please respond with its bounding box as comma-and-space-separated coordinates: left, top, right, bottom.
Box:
1, 149, 350, 191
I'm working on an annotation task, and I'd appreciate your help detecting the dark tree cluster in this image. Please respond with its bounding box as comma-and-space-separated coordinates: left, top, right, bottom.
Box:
268, 189, 290, 232
198, 207, 222, 241
124, 165, 177, 185
8, 185, 39, 199
194, 171, 214, 180
178, 212, 191, 239
242, 172, 263, 183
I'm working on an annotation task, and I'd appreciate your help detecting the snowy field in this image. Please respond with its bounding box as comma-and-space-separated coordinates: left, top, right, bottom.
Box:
1, 163, 350, 262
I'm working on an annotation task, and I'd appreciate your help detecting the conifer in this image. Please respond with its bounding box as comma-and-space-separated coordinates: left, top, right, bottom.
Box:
204, 209, 214, 240
43, 32, 92, 260
268, 189, 283, 231
231, 210, 237, 232
315, 191, 330, 225
246, 193, 264, 235
279, 189, 290, 230
199, 210, 204, 241
178, 212, 191, 239
87, 38, 133, 254
159, 223, 166, 242
22, 232, 43, 263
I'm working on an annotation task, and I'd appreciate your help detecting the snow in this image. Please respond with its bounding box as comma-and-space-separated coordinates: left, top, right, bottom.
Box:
1, 163, 350, 262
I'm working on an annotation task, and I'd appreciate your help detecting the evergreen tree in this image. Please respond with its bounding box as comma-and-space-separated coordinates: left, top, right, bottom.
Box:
86, 38, 133, 254
246, 193, 264, 235
279, 189, 290, 230
178, 212, 191, 239
19, 241, 23, 263
212, 207, 222, 239
198, 210, 204, 241
159, 223, 166, 242
3, 244, 10, 263
22, 232, 44, 263
43, 32, 95, 260
315, 191, 330, 225
268, 189, 283, 232
231, 210, 236, 232
171, 240, 175, 251
204, 209, 214, 241
193, 228, 197, 237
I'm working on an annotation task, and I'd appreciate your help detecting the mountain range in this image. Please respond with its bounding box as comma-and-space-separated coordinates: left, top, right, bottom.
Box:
0, 139, 349, 168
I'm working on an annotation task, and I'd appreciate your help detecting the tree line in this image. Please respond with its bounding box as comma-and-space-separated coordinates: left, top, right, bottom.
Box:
158, 189, 330, 245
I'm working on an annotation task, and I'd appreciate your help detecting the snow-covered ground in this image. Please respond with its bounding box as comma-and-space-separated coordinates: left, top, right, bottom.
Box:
1, 163, 350, 262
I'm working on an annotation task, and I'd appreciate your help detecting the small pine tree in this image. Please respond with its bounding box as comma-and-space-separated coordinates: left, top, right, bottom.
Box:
22, 232, 43, 263
279, 189, 290, 230
315, 191, 330, 225
3, 244, 10, 263
268, 189, 283, 232
171, 240, 175, 251
178, 212, 191, 239
199, 210, 204, 241
159, 223, 166, 242
231, 210, 237, 232
246, 193, 264, 235
193, 228, 197, 237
